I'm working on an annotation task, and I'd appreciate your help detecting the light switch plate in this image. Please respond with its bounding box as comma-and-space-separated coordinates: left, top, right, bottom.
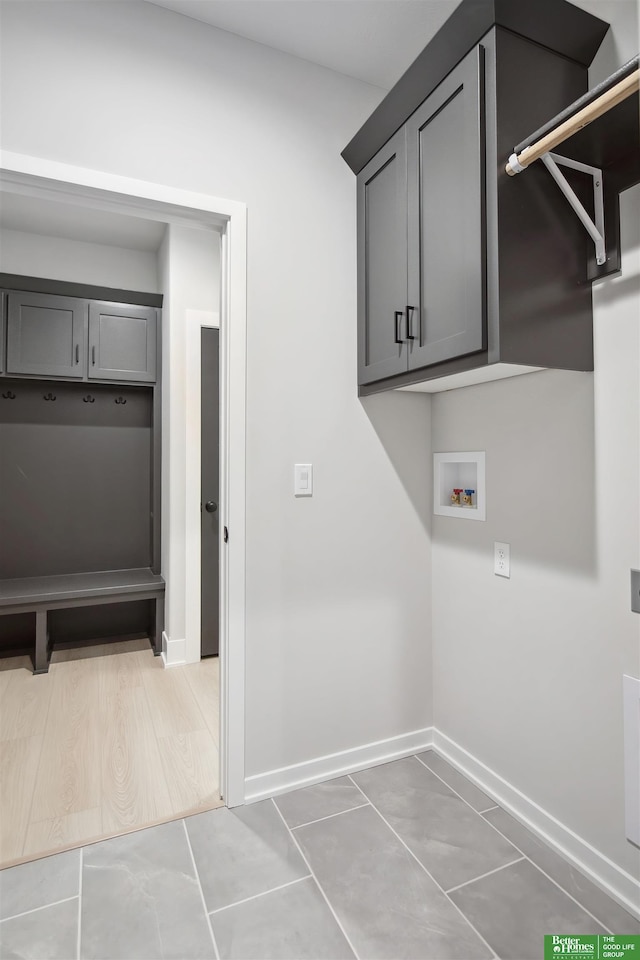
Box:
294, 464, 313, 497
631, 570, 640, 614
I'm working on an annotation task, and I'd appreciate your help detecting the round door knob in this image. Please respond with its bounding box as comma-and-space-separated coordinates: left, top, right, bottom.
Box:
205, 501, 218, 513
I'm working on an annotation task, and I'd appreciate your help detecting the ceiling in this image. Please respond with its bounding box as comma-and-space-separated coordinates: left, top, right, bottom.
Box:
145, 0, 629, 90
146, 0, 462, 89
1, 0, 627, 248
0, 193, 166, 252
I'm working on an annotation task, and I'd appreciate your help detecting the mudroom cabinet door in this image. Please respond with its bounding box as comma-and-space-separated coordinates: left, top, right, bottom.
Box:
6, 292, 87, 378
406, 46, 486, 370
88, 302, 157, 383
0, 291, 5, 374
357, 127, 409, 385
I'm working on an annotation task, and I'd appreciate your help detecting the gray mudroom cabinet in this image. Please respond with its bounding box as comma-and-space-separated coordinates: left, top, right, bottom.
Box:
346, 0, 640, 395
88, 301, 157, 382
5, 290, 157, 384
0, 276, 164, 673
7, 291, 88, 379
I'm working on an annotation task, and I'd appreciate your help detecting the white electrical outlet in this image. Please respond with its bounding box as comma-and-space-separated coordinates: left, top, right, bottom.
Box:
494, 541, 510, 578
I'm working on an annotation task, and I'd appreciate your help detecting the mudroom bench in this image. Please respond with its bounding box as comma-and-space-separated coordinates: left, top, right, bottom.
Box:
0, 568, 165, 674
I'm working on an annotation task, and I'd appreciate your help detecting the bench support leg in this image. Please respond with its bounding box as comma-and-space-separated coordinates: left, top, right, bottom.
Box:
153, 596, 164, 657
33, 610, 50, 675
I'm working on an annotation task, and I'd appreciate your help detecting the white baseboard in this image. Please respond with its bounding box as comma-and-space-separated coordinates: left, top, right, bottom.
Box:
161, 632, 186, 667
432, 728, 640, 921
244, 727, 434, 803
242, 722, 639, 919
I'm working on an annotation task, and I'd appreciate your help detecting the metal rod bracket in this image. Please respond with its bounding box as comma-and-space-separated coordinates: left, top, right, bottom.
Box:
540, 152, 606, 265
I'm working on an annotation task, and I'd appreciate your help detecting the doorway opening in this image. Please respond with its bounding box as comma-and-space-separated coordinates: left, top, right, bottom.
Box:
0, 152, 247, 867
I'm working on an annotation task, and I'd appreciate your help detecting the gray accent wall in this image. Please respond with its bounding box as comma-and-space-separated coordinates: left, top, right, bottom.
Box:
0, 380, 153, 579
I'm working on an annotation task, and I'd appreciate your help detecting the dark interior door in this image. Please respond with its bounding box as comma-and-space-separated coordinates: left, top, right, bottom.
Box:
201, 327, 219, 658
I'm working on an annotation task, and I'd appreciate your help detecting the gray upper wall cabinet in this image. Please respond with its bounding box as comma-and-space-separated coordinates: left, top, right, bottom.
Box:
346, 0, 613, 395
2, 290, 158, 385
358, 128, 408, 384
406, 48, 485, 371
7, 292, 88, 379
89, 302, 157, 383
358, 49, 484, 385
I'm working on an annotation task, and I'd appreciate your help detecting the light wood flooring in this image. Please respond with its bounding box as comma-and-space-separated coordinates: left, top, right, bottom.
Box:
0, 639, 222, 869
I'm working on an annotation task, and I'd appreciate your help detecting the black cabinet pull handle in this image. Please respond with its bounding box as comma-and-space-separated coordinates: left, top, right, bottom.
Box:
394, 311, 404, 344
406, 305, 416, 340
75, 344, 80, 364
205, 501, 218, 513
91, 346, 96, 365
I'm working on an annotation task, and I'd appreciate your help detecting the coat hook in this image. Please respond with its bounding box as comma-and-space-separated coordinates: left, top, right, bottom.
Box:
83, 395, 95, 403
2, 390, 16, 400
43, 392, 57, 401
114, 396, 127, 405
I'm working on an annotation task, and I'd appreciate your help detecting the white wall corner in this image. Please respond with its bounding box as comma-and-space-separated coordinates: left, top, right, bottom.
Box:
161, 631, 187, 668
432, 728, 640, 921
244, 727, 434, 804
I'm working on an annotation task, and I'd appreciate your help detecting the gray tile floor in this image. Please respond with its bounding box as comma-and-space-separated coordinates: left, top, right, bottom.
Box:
1, 751, 638, 960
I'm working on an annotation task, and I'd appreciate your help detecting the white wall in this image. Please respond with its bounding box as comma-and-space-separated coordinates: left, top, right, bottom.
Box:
158, 223, 220, 662
0, 2, 432, 779
431, 1, 640, 890
0, 227, 159, 292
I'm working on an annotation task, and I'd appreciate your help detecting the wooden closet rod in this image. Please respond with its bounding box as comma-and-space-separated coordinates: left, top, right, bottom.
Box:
506, 61, 640, 176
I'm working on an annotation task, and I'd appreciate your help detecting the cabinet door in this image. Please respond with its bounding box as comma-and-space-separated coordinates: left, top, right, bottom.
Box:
88, 303, 157, 382
357, 127, 408, 385
6, 292, 87, 378
406, 46, 486, 370
0, 291, 5, 374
